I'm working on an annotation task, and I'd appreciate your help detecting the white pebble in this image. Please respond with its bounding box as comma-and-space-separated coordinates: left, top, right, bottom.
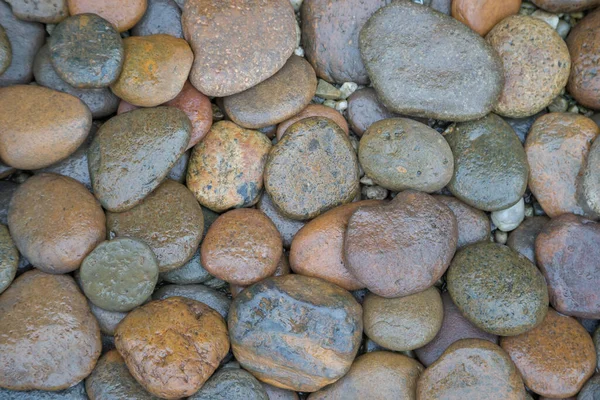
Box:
289, 0, 303, 12
494, 230, 508, 245
339, 82, 358, 99
335, 100, 348, 112
491, 198, 525, 232
531, 10, 559, 29
556, 19, 571, 39
294, 47, 305, 57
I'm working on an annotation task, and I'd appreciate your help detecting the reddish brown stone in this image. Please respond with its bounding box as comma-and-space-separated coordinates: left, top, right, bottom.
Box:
532, 0, 600, 12
67, 0, 147, 32
230, 252, 290, 298
165, 81, 213, 149
452, 0, 521, 36
435, 195, 490, 249
276, 104, 349, 140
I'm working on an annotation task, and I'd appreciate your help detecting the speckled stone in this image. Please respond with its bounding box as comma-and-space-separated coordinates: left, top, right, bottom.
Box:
359, 1, 503, 121
152, 284, 231, 319
132, 0, 183, 38
0, 382, 87, 399
182, 0, 296, 97
506, 216, 549, 264
0, 24, 11, 75
0, 224, 17, 295
188, 368, 268, 400
531, 0, 600, 12
435, 195, 491, 249
452, 0, 521, 36
257, 192, 306, 249
487, 15, 571, 118
67, 0, 147, 32
445, 113, 529, 212
88, 302, 127, 336
5, 0, 68, 23
448, 242, 549, 336
276, 104, 349, 140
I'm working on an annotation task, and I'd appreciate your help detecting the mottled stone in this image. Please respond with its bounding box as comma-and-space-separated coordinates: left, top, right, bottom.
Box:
132, 0, 183, 38
276, 104, 348, 140
188, 368, 268, 400
452, 0, 521, 36
578, 374, 600, 400
262, 383, 299, 400
0, 224, 17, 294
152, 284, 231, 319
67, 0, 147, 32
435, 195, 490, 249
506, 216, 549, 264
257, 192, 306, 249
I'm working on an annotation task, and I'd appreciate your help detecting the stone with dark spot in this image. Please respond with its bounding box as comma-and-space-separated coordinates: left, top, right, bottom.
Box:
445, 113, 529, 212
346, 88, 400, 136
131, 0, 183, 38
532, 0, 600, 12
229, 275, 362, 392
257, 192, 305, 249
434, 195, 490, 249
265, 117, 360, 220
152, 284, 231, 319
187, 121, 271, 213
506, 216, 549, 264
359, 1, 503, 121
0, 24, 10, 75
188, 368, 268, 400
0, 382, 87, 399
276, 104, 348, 140
0, 224, 17, 294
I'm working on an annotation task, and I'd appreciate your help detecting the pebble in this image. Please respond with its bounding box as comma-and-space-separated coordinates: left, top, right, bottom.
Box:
276, 104, 349, 140
110, 35, 193, 107
415, 292, 498, 367
417, 339, 527, 400
315, 79, 342, 100
186, 121, 271, 212
201, 208, 282, 285
491, 198, 525, 232
67, 0, 147, 32
506, 216, 549, 263
0, 24, 10, 75
0, 85, 92, 170
531, 0, 600, 12
363, 287, 443, 351
229, 253, 292, 297
182, 0, 296, 97
447, 242, 549, 336
339, 82, 358, 99
435, 195, 491, 249
445, 113, 529, 212
535, 214, 600, 318
88, 302, 127, 336
362, 185, 388, 200
265, 117, 360, 220
5, 0, 67, 23
89, 107, 191, 212
531, 9, 560, 28
360, 1, 503, 121
578, 374, 600, 400
48, 14, 123, 88
0, 270, 101, 390
8, 173, 105, 274
452, 0, 522, 36
0, 382, 87, 399
525, 113, 599, 218
228, 275, 362, 392
106, 180, 204, 272
131, 0, 183, 38
188, 368, 268, 400
85, 350, 160, 400
160, 247, 212, 285
359, 118, 453, 192
307, 352, 423, 400
289, 200, 380, 291
152, 284, 231, 319
33, 45, 120, 118
115, 297, 229, 398
345, 190, 457, 298
556, 19, 571, 38
346, 87, 399, 136
222, 55, 316, 129
500, 308, 596, 398
256, 192, 306, 249
487, 15, 571, 118
431, 0, 452, 14
0, 1, 45, 86
0, 224, 17, 294
547, 95, 569, 113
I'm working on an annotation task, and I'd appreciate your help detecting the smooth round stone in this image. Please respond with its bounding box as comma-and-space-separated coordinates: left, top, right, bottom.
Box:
187, 121, 271, 212
265, 117, 360, 220
582, 132, 600, 215
501, 308, 596, 398
115, 297, 229, 398
6, 0, 68, 23
290, 200, 380, 291
8, 174, 105, 274
308, 352, 423, 400
80, 238, 159, 312
0, 224, 17, 295
452, 0, 521, 36
0, 24, 11, 75
201, 208, 282, 285
346, 88, 399, 136
0, 382, 87, 399
152, 284, 231, 319
487, 15, 570, 118
301, 0, 390, 85
276, 104, 349, 141
504, 110, 547, 144
448, 242, 549, 336
0, 85, 91, 170
67, 0, 147, 32
579, 374, 600, 400
507, 216, 549, 264
131, 0, 183, 38
86, 350, 160, 400
257, 192, 306, 249
0, 1, 45, 86
165, 81, 212, 150
417, 339, 526, 400
106, 180, 204, 272
445, 113, 529, 212
89, 107, 190, 212
491, 198, 525, 232
364, 287, 443, 351
34, 45, 119, 118
229, 275, 362, 392
435, 195, 490, 249
0, 181, 17, 225
262, 383, 299, 400
415, 292, 498, 367
88, 302, 127, 336
345, 190, 457, 298
525, 113, 599, 218
359, 118, 453, 192
222, 56, 316, 129
188, 368, 268, 400
160, 247, 212, 284
182, 0, 296, 97
359, 1, 503, 121
535, 214, 600, 318
0, 270, 101, 390
531, 0, 600, 12
49, 14, 123, 88
110, 34, 192, 107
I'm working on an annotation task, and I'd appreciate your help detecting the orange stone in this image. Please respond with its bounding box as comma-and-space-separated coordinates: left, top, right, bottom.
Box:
452, 0, 522, 36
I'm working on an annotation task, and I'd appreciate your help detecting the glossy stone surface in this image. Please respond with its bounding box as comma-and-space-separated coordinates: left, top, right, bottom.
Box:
452, 0, 521, 36
257, 192, 306, 249
507, 216, 549, 264
152, 284, 231, 319
435, 195, 491, 249
131, 0, 183, 38
276, 104, 348, 140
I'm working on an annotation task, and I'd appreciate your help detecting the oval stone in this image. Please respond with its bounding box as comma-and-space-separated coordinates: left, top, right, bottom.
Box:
447, 242, 549, 336
531, 0, 600, 12
359, 1, 503, 121
435, 195, 491, 249
257, 192, 306, 249
0, 270, 101, 390
0, 85, 92, 170
67, 0, 147, 32
0, 224, 17, 295
5, 0, 68, 23
445, 113, 529, 211
0, 24, 11, 75
229, 275, 362, 392
131, 0, 183, 38
506, 216, 549, 264
265, 117, 360, 220
152, 284, 231, 319
276, 104, 349, 141
8, 173, 105, 274
188, 368, 268, 400
182, 0, 296, 97
452, 0, 521, 36
89, 107, 190, 212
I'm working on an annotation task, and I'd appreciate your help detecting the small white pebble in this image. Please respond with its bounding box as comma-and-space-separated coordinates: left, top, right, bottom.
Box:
495, 230, 508, 245
335, 100, 348, 112
289, 0, 303, 12
360, 175, 374, 185
491, 198, 525, 232
339, 82, 358, 99
294, 47, 304, 57
556, 19, 571, 39
531, 10, 559, 29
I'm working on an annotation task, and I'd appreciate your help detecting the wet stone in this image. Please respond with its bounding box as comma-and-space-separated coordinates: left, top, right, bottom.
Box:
435, 195, 491, 249
131, 0, 183, 38
257, 192, 306, 249
160, 246, 213, 285
276, 104, 349, 141
506, 216, 549, 264
188, 368, 268, 400
503, 110, 547, 144
152, 284, 231, 319
346, 88, 399, 136
165, 81, 213, 150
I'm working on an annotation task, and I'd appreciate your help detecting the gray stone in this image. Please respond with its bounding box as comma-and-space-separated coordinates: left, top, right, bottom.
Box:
0, 382, 87, 399
152, 284, 231, 319
188, 368, 268, 400
131, 0, 183, 38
